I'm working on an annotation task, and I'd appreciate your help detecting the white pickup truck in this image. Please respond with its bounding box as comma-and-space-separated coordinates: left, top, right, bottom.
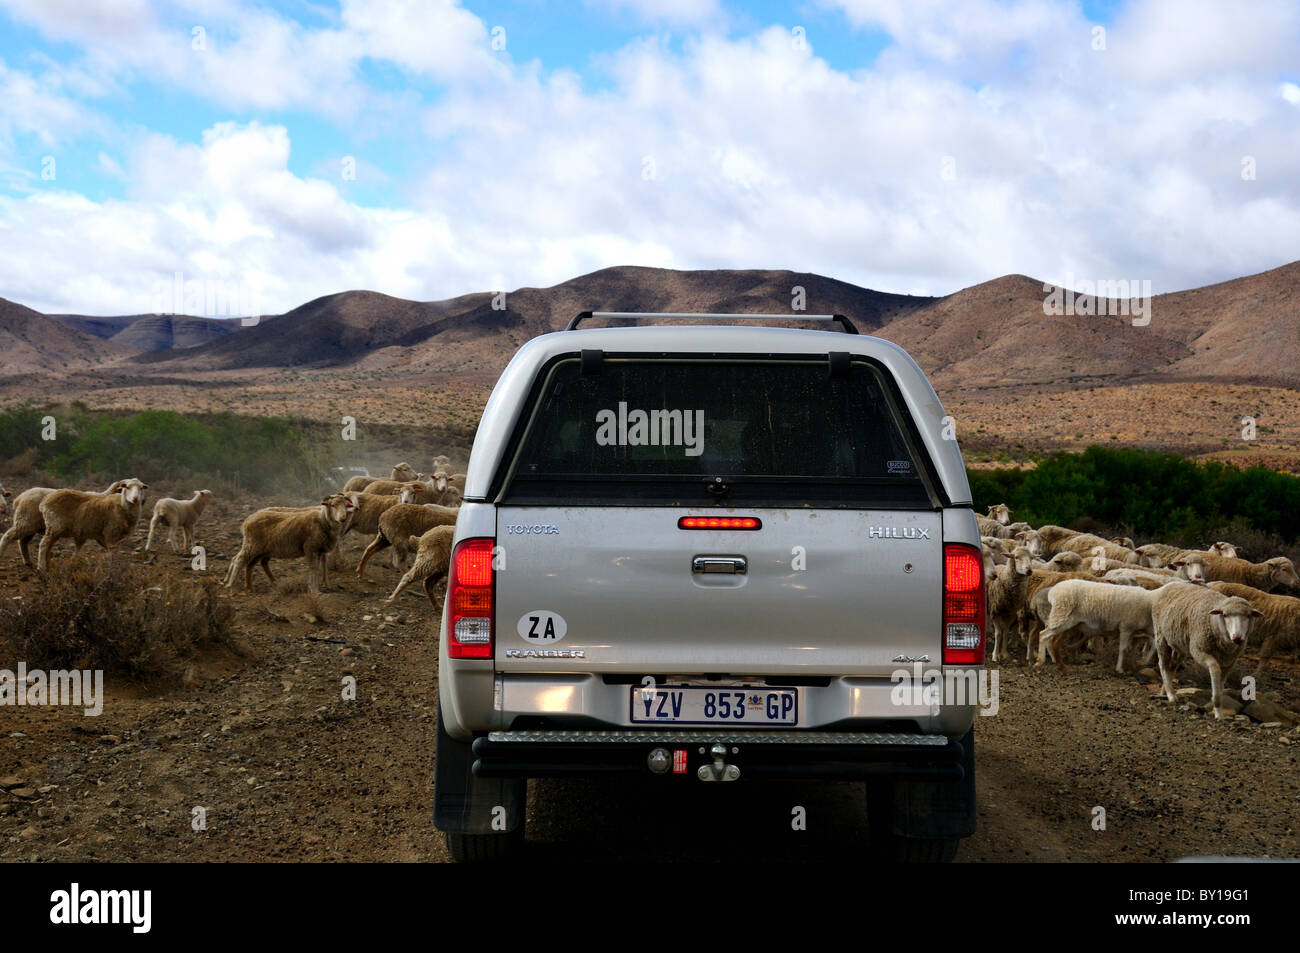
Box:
434, 312, 985, 862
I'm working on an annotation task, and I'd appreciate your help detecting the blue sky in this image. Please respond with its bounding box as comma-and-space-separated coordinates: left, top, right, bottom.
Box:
0, 0, 1297, 315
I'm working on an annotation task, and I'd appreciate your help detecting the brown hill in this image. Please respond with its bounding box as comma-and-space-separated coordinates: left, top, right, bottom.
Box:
0, 298, 127, 374
51, 313, 241, 351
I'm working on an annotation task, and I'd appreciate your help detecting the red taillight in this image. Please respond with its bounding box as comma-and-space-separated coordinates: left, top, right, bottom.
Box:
943, 542, 986, 665
678, 516, 762, 530
448, 537, 494, 659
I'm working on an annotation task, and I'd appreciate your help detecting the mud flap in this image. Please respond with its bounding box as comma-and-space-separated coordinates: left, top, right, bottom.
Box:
434, 707, 526, 834
889, 726, 977, 839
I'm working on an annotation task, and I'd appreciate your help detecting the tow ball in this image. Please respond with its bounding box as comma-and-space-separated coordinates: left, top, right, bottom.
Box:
698, 743, 741, 782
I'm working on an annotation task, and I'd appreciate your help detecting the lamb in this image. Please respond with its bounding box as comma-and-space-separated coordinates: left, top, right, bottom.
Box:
356, 503, 460, 579
0, 481, 124, 568
1206, 582, 1300, 679
1150, 585, 1263, 719
977, 516, 1012, 539
386, 524, 456, 605
1036, 579, 1160, 674
986, 547, 1034, 662
145, 489, 214, 553
36, 479, 149, 571
1197, 554, 1299, 592
223, 493, 354, 594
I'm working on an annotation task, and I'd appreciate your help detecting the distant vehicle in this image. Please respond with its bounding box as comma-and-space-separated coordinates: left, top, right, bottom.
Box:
434, 311, 983, 862
326, 466, 370, 491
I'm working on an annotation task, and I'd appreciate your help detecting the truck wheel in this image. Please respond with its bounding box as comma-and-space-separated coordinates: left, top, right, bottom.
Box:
445, 828, 525, 863
865, 727, 975, 863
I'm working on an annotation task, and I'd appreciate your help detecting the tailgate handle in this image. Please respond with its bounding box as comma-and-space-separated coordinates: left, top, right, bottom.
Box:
692, 556, 747, 575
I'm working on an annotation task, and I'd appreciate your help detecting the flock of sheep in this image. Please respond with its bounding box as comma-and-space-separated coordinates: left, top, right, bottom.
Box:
0, 457, 466, 609
3, 471, 1299, 722
980, 504, 1300, 719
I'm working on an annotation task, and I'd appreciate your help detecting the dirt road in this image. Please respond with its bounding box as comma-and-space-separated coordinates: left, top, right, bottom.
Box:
2, 529, 1298, 862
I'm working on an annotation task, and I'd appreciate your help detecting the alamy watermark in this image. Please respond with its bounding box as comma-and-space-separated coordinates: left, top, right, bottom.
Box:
890, 662, 999, 716
0, 663, 103, 716
1043, 272, 1151, 326
150, 271, 262, 322
595, 402, 705, 457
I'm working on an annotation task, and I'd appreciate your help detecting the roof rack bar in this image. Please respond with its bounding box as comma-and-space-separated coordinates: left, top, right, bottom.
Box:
564, 311, 859, 334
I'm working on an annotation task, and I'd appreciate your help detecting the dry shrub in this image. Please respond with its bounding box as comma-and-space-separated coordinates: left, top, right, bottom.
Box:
0, 558, 238, 679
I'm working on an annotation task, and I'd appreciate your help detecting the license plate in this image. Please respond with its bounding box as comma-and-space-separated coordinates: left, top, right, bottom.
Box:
629, 687, 798, 725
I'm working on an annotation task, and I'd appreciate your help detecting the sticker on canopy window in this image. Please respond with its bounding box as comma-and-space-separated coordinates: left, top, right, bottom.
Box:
517, 610, 568, 644
887, 459, 912, 473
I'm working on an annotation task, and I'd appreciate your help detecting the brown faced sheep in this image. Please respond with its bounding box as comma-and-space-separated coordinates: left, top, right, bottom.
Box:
386, 524, 456, 605
145, 489, 214, 553
36, 479, 149, 571
356, 503, 460, 579
223, 493, 354, 594
1151, 585, 1263, 719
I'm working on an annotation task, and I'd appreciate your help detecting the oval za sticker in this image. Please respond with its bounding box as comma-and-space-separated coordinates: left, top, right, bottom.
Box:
517, 610, 568, 644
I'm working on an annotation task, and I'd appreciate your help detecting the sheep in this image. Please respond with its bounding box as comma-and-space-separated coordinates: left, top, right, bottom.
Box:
1102, 567, 1181, 588
977, 516, 1012, 539
986, 547, 1034, 662
431, 454, 451, 471
1206, 582, 1300, 679
35, 479, 148, 571
0, 482, 10, 522
0, 481, 123, 568
1053, 533, 1141, 566
1197, 554, 1299, 592
986, 504, 1011, 526
356, 503, 460, 579
1014, 528, 1044, 557
223, 493, 354, 594
1094, 552, 1206, 582
341, 462, 423, 494
1136, 541, 1239, 568
339, 484, 427, 542
449, 472, 467, 493
386, 524, 456, 605
1150, 585, 1263, 719
145, 489, 213, 553
1110, 536, 1136, 549
1018, 569, 1103, 660
1036, 579, 1160, 674
1035, 524, 1081, 553
1030, 551, 1084, 573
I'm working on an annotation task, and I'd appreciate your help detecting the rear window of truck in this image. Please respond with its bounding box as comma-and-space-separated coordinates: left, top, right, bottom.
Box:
497, 357, 936, 507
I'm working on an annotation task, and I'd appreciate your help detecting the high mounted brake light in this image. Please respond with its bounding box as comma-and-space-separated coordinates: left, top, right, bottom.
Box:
678, 517, 762, 530
448, 537, 495, 659
943, 542, 986, 665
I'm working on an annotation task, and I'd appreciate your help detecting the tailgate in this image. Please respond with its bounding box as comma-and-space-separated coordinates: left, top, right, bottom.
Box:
495, 505, 941, 676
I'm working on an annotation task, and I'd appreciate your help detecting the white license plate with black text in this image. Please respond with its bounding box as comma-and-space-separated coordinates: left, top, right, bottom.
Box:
630, 687, 798, 725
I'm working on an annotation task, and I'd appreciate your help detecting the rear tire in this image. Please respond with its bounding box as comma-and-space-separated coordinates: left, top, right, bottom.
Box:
865, 727, 974, 863
445, 827, 525, 863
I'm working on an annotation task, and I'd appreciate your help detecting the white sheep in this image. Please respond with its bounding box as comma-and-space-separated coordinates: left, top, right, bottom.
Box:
1035, 524, 1081, 553
1206, 581, 1300, 680
356, 502, 460, 579
36, 479, 149, 571
1136, 541, 1239, 568
986, 503, 1011, 526
1036, 579, 1160, 674
386, 524, 456, 604
986, 546, 1034, 662
1150, 584, 1263, 719
1031, 551, 1085, 573
223, 493, 354, 594
145, 489, 214, 553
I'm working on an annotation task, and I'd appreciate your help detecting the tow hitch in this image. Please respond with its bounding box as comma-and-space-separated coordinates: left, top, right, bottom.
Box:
697, 743, 741, 782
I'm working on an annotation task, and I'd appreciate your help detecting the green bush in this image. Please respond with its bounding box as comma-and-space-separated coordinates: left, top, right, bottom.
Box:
969, 446, 1300, 545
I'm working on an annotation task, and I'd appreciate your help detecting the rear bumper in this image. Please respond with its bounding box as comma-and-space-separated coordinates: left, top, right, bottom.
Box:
471, 729, 968, 782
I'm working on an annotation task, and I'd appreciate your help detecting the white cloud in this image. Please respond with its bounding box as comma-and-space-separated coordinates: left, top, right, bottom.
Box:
1, 0, 1299, 316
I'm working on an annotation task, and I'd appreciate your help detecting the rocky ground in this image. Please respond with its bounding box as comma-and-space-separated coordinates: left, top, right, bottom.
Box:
1, 508, 1298, 863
